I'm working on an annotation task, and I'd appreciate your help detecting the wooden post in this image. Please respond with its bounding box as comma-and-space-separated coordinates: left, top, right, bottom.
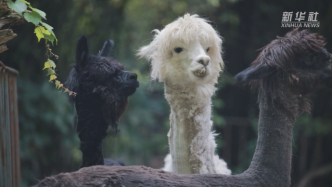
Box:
0, 61, 20, 187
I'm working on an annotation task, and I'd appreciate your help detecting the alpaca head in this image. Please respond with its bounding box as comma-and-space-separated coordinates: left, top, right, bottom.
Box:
66, 36, 139, 123
138, 14, 223, 91
236, 29, 332, 117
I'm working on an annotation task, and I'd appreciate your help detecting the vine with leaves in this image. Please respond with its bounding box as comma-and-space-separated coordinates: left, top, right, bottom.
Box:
7, 0, 76, 96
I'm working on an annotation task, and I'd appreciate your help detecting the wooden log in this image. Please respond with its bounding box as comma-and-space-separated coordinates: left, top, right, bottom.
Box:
0, 3, 25, 29
33, 165, 248, 187
0, 3, 24, 54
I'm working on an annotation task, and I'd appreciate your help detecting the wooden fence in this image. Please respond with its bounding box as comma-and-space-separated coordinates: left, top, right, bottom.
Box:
0, 61, 20, 187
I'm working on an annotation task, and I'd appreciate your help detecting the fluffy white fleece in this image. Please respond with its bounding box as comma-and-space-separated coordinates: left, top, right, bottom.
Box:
138, 14, 231, 175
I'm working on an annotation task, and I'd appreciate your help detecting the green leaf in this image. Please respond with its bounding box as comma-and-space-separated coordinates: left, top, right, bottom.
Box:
7, 0, 27, 16
48, 59, 56, 68
34, 26, 54, 42
43, 61, 51, 70
40, 22, 58, 44
42, 28, 51, 35
43, 33, 55, 45
55, 81, 63, 89
23, 11, 41, 25
46, 68, 55, 76
40, 22, 54, 35
34, 26, 45, 42
55, 80, 60, 89
49, 75, 57, 82
31, 8, 46, 20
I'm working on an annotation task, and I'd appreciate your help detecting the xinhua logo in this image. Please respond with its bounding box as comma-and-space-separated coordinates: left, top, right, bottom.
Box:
281, 12, 320, 28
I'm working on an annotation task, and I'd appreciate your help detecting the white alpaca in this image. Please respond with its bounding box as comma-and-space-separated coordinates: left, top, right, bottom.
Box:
138, 14, 231, 175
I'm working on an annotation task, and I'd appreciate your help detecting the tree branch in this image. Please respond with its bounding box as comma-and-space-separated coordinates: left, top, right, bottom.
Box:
297, 163, 332, 187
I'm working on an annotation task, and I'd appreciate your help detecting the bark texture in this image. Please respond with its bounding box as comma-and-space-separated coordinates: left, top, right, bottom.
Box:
0, 3, 25, 54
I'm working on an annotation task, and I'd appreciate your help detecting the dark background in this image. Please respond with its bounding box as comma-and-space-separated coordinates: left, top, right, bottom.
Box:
2, 0, 332, 186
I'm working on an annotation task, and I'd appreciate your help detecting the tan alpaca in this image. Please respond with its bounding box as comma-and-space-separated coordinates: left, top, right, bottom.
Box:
138, 14, 231, 175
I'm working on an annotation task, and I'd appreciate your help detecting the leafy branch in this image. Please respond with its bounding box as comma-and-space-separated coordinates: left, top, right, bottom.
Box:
7, 0, 76, 96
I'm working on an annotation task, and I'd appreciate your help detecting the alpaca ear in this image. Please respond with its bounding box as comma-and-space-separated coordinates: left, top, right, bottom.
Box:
137, 42, 158, 61
235, 64, 276, 83
76, 36, 89, 72
137, 40, 161, 81
137, 30, 165, 81
98, 40, 114, 57
137, 29, 160, 61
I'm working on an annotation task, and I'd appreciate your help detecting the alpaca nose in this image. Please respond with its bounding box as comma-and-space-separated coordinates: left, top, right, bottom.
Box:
128, 72, 137, 80
196, 56, 210, 66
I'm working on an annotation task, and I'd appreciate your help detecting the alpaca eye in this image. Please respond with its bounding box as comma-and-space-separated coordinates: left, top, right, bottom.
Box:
174, 47, 183, 53
206, 47, 210, 52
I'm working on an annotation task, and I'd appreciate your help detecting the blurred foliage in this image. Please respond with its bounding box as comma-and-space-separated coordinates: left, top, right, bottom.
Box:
1, 0, 332, 186
17, 78, 79, 186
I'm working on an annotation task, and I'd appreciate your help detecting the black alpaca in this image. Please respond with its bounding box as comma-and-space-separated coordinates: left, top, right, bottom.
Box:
66, 36, 139, 168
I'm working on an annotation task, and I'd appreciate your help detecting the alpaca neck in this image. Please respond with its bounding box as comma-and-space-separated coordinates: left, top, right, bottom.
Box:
165, 83, 213, 174
75, 92, 109, 167
245, 92, 295, 186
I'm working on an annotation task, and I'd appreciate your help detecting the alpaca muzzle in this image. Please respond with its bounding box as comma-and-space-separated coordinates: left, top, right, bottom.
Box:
117, 71, 139, 95
193, 67, 207, 77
